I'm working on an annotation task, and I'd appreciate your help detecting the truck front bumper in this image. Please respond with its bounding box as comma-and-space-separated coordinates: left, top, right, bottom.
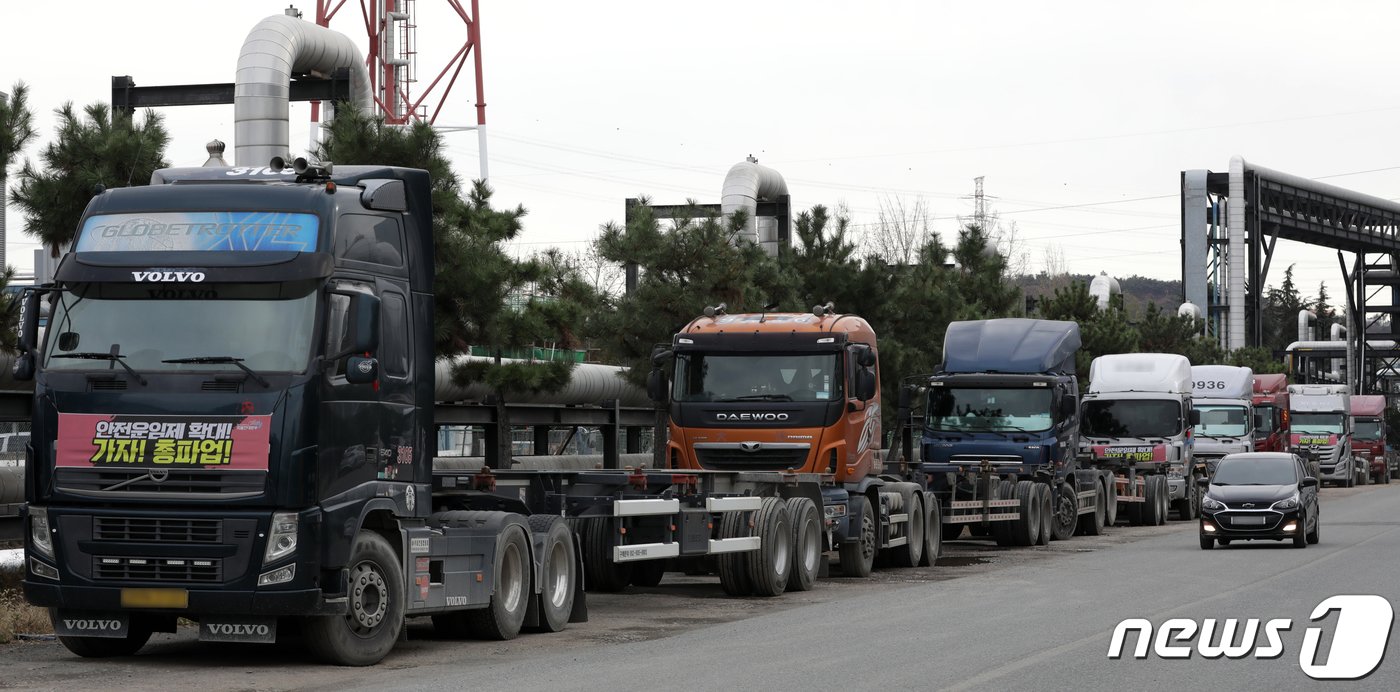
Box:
1167, 477, 1187, 501
23, 579, 341, 617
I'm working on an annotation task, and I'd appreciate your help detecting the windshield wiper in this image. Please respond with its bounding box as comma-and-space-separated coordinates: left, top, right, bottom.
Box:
724, 394, 793, 402
162, 356, 269, 388
50, 352, 147, 386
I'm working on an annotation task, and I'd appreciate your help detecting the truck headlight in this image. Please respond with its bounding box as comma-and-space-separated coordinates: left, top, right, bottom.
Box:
263, 512, 299, 565
29, 506, 54, 560
1273, 494, 1300, 511
1201, 496, 1226, 511
1168, 463, 1185, 479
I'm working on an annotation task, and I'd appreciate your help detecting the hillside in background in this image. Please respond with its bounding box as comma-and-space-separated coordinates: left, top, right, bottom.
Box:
1017, 273, 1182, 317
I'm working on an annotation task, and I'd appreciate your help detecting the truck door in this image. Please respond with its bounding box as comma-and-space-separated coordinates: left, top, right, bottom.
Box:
374, 284, 416, 483
319, 284, 384, 500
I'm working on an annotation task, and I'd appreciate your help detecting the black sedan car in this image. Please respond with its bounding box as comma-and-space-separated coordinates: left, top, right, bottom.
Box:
1199, 452, 1320, 549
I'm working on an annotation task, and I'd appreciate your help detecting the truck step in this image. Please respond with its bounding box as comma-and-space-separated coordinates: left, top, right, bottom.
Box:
708, 536, 761, 554
613, 498, 681, 517
614, 542, 681, 562
706, 496, 763, 512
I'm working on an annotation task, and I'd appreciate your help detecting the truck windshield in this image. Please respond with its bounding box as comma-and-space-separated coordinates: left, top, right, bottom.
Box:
926, 387, 1053, 433
1081, 399, 1182, 438
45, 289, 317, 374
1196, 404, 1248, 437
1354, 419, 1383, 440
1289, 413, 1344, 434
1211, 456, 1298, 486
672, 353, 841, 402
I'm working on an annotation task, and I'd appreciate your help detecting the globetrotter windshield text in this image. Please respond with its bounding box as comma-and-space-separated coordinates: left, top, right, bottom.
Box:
74, 211, 319, 253
55, 413, 272, 471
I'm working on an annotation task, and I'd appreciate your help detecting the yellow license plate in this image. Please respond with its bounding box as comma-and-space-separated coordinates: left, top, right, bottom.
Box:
121, 588, 189, 609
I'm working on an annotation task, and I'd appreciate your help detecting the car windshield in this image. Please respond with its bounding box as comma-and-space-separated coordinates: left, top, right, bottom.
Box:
45, 287, 318, 374
1211, 457, 1298, 486
1196, 404, 1248, 437
1289, 412, 1344, 434
1353, 419, 1383, 440
1254, 404, 1276, 433
926, 387, 1053, 433
672, 352, 842, 403
1081, 399, 1182, 438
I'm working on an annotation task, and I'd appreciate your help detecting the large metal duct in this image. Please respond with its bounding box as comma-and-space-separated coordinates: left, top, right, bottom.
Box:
721, 157, 789, 257
1227, 155, 1248, 350
434, 357, 650, 408
234, 13, 373, 167
1298, 309, 1316, 344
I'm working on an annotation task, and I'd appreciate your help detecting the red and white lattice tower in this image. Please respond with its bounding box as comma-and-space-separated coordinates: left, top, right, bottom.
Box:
313, 0, 488, 179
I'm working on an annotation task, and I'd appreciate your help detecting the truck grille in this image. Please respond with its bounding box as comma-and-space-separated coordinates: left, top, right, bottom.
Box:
56, 468, 264, 497
94, 516, 223, 543
93, 556, 222, 582
694, 444, 809, 471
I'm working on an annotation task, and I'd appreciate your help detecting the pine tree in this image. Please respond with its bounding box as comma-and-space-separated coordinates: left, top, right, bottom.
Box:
0, 82, 36, 349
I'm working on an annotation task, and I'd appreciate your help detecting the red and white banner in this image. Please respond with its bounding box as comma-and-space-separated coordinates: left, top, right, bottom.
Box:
56, 413, 272, 470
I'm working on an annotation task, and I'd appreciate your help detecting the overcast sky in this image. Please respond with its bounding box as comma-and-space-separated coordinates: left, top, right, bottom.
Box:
5, 0, 1400, 307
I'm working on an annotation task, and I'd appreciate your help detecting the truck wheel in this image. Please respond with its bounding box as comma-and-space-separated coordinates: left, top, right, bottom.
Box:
746, 497, 793, 597
1142, 476, 1164, 526
1361, 467, 1370, 486
52, 612, 152, 658
991, 480, 1016, 546
1158, 477, 1171, 525
786, 497, 821, 591
1103, 475, 1118, 526
920, 494, 942, 565
582, 518, 632, 593
629, 561, 666, 588
1034, 484, 1052, 546
304, 530, 404, 666
717, 507, 754, 596
1049, 481, 1077, 541
463, 524, 533, 639
1007, 480, 1040, 546
838, 495, 877, 578
526, 515, 576, 632
892, 491, 926, 566
1078, 482, 1106, 536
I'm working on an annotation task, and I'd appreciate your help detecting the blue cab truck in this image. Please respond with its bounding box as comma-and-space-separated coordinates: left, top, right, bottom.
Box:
16, 162, 803, 666
892, 319, 1112, 546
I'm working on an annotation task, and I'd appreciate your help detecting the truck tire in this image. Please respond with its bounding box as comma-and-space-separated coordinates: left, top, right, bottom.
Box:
786, 497, 821, 591
629, 561, 667, 588
838, 495, 877, 578
746, 497, 793, 597
1172, 479, 1195, 521
1078, 481, 1106, 536
304, 530, 404, 666
891, 490, 925, 567
582, 518, 632, 593
717, 507, 754, 596
920, 494, 942, 565
1007, 480, 1040, 546
52, 611, 152, 658
1034, 483, 1052, 546
991, 480, 1016, 546
1141, 476, 1164, 526
1103, 475, 1118, 526
462, 524, 533, 639
525, 515, 577, 632
1049, 480, 1077, 541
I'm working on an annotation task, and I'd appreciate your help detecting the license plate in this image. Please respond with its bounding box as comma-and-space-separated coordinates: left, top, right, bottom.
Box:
1232, 515, 1267, 525
121, 588, 189, 609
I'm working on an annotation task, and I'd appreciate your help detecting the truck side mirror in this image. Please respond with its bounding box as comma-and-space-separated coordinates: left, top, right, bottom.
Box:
349, 293, 381, 354
1190, 409, 1201, 426
1196, 476, 1210, 487
1060, 397, 1077, 420
853, 344, 877, 368
856, 368, 877, 401
647, 368, 668, 403
345, 355, 379, 384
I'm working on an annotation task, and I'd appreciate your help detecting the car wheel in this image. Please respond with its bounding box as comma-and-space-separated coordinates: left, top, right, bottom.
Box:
1218, 538, 1231, 546
1292, 513, 1307, 548
1306, 512, 1320, 545
1199, 535, 1213, 550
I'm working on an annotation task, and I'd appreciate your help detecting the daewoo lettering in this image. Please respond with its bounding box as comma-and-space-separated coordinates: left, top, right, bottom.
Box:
131, 271, 206, 283
716, 412, 790, 422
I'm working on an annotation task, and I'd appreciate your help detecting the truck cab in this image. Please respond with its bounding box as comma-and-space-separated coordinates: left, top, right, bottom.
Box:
1189, 365, 1254, 475
1287, 384, 1354, 487
1349, 394, 1388, 485
1251, 374, 1290, 452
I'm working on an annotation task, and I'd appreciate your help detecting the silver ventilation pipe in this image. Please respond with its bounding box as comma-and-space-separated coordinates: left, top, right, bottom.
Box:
234, 14, 373, 167
721, 156, 789, 257
433, 357, 650, 408
1227, 155, 1247, 350
1298, 309, 1316, 344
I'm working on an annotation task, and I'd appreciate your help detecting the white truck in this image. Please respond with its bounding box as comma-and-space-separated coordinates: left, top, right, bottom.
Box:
1287, 384, 1355, 487
1079, 354, 1198, 524
1189, 365, 1255, 491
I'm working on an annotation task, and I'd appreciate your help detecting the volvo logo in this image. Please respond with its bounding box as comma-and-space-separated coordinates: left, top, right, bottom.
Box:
740, 442, 762, 453
716, 412, 790, 422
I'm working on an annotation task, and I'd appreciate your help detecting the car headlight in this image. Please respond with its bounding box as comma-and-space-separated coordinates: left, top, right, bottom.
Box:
29, 506, 55, 560
263, 512, 299, 565
1201, 496, 1226, 511
1273, 494, 1300, 511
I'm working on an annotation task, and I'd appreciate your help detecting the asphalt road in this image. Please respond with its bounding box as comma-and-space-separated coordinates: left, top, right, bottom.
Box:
4, 483, 1398, 691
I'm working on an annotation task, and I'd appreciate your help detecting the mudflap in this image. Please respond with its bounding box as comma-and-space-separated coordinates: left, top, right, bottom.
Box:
569, 528, 589, 624
198, 616, 277, 644
51, 610, 129, 639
